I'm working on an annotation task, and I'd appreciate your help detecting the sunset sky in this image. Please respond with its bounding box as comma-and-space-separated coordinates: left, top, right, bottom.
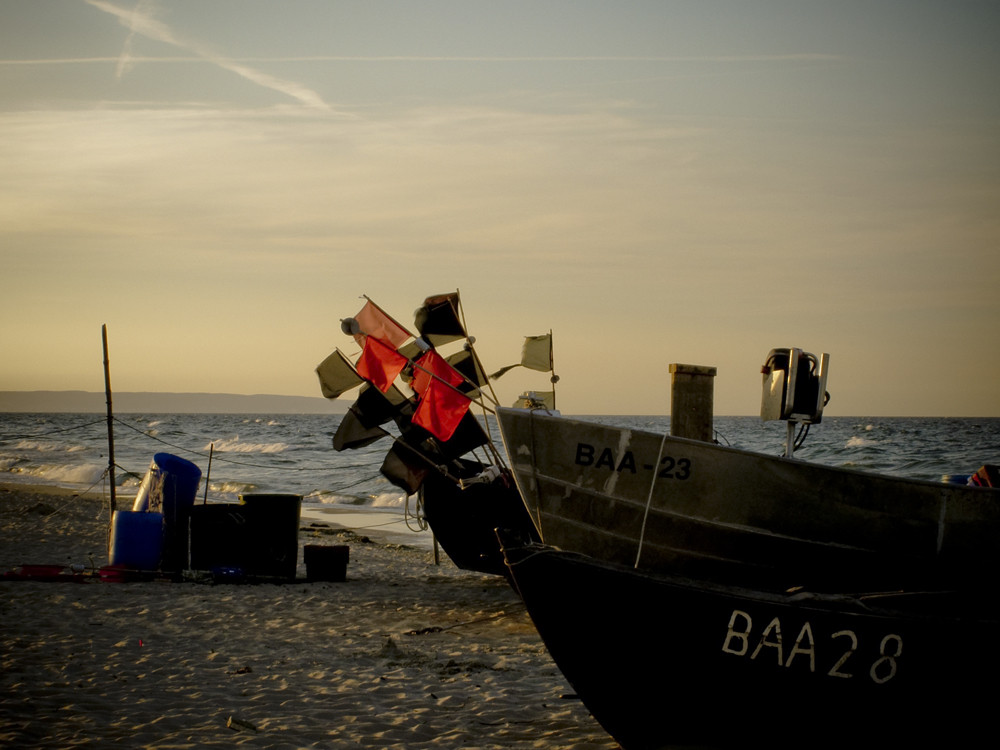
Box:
2, 1, 998, 416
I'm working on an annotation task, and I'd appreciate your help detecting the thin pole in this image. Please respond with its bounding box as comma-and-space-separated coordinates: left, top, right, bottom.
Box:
548, 329, 557, 411
101, 324, 117, 513
204, 443, 214, 504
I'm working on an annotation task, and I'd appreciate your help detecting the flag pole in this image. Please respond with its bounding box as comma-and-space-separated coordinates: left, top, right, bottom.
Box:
549, 328, 557, 411
101, 324, 117, 514
453, 289, 503, 407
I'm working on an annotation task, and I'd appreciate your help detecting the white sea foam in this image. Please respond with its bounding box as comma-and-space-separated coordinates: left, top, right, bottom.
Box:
312, 492, 366, 505
371, 492, 406, 509
206, 436, 288, 454
117, 474, 142, 489
27, 462, 106, 485
14, 439, 64, 453
207, 480, 259, 500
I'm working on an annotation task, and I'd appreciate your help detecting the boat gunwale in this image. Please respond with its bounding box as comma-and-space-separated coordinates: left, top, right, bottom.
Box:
503, 539, 1000, 629
496, 406, 998, 495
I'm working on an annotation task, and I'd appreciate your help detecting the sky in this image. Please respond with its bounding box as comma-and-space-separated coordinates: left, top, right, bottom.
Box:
1, 0, 998, 416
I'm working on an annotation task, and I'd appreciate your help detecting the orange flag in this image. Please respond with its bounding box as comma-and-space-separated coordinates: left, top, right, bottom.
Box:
411, 350, 458, 397
353, 300, 410, 348
413, 357, 471, 442
356, 336, 408, 393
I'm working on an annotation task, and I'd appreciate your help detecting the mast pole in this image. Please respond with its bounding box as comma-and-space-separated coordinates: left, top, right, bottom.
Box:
549, 328, 556, 411
102, 324, 117, 513
453, 288, 502, 406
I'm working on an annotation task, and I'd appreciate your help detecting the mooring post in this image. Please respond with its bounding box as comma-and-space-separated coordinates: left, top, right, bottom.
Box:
669, 363, 717, 443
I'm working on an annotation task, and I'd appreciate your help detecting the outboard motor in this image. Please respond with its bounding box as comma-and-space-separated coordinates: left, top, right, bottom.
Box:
761, 348, 830, 456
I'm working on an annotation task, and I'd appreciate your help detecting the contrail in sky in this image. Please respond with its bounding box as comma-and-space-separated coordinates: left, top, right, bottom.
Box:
84, 0, 331, 110
113, 0, 154, 79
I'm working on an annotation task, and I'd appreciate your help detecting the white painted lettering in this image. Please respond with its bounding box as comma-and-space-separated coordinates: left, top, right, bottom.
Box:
721, 610, 752, 655
785, 621, 816, 672
751, 617, 784, 665
870, 634, 902, 684
827, 630, 858, 679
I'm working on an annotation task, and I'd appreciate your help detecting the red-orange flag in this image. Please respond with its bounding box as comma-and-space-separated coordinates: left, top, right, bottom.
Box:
356, 336, 408, 393
413, 373, 471, 441
411, 350, 458, 397
353, 300, 410, 348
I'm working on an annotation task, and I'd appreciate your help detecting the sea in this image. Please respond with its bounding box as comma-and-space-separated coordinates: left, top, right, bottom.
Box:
2, 412, 998, 548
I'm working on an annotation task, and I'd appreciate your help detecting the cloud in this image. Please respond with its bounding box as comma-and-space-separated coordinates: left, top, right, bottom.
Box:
83, 0, 331, 110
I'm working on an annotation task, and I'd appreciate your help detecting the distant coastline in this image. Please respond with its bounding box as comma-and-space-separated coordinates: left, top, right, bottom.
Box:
0, 391, 347, 415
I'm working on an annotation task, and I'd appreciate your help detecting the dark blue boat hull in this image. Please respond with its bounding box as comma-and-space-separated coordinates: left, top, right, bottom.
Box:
502, 539, 999, 749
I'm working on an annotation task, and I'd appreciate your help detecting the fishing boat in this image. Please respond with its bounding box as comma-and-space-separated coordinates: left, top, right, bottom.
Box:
316, 292, 540, 576
501, 537, 1000, 749
497, 348, 1000, 592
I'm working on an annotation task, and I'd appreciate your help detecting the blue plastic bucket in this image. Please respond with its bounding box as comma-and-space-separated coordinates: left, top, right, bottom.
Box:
109, 510, 164, 569
133, 453, 201, 570
133, 453, 202, 514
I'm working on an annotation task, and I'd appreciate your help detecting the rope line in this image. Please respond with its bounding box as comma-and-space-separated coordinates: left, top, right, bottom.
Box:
635, 429, 669, 569
111, 417, 302, 471
0, 418, 107, 444
1, 415, 402, 505
1, 466, 112, 534
108, 418, 408, 504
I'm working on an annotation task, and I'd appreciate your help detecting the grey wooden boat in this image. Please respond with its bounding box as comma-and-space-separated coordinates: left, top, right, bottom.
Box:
497, 407, 1000, 592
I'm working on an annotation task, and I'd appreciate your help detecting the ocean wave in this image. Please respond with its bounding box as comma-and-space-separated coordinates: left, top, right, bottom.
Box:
205, 436, 288, 454
13, 439, 73, 453
208, 480, 259, 498
309, 492, 368, 505
19, 462, 107, 485
0, 457, 24, 471
845, 436, 874, 448
304, 490, 407, 508
370, 492, 406, 509
241, 418, 284, 427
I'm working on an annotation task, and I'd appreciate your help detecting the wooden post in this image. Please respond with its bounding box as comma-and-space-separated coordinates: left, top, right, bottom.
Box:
669, 363, 717, 443
102, 324, 117, 512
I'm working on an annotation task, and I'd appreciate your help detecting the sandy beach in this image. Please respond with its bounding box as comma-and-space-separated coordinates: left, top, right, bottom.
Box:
0, 483, 618, 749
